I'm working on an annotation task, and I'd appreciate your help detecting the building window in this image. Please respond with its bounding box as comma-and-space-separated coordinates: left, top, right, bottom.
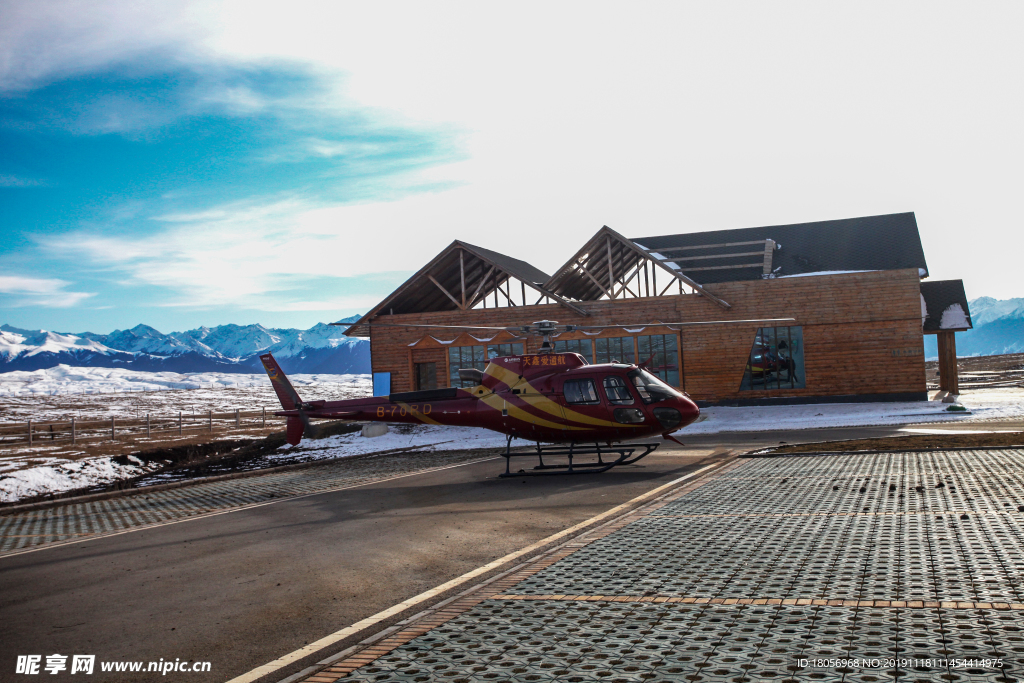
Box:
487, 342, 524, 359
415, 362, 437, 390
448, 343, 524, 387
553, 338, 593, 362
563, 378, 600, 404
594, 336, 635, 365
637, 334, 679, 387
739, 326, 806, 391
448, 345, 486, 388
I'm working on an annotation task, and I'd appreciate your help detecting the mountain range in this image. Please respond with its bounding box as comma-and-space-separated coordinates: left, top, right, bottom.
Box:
923, 297, 1023, 359
0, 316, 369, 374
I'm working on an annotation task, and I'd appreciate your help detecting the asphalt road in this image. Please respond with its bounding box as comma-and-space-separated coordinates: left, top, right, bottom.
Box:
0, 446, 722, 683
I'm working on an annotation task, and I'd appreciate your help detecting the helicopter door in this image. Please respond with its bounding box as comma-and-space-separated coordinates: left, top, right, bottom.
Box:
560, 377, 606, 436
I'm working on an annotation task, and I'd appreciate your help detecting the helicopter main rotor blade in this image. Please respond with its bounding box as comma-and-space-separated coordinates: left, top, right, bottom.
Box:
571, 318, 796, 329
330, 318, 795, 332
353, 322, 519, 331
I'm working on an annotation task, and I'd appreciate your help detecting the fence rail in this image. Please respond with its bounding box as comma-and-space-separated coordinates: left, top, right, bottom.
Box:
0, 408, 289, 450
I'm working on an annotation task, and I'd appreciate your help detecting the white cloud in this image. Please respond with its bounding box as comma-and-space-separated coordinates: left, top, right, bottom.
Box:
6, 0, 1024, 307
204, 1, 1024, 299
41, 193, 453, 310
0, 0, 215, 92
0, 276, 94, 307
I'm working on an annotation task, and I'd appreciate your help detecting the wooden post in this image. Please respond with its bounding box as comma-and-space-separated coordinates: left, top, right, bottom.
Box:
262, 407, 266, 428
111, 417, 115, 440
27, 419, 32, 447
678, 329, 686, 393
459, 249, 466, 308
937, 330, 959, 395
179, 412, 182, 435
209, 410, 213, 432
71, 417, 76, 445
762, 239, 776, 275
606, 237, 615, 294
949, 333, 959, 394
937, 331, 949, 392
147, 414, 151, 437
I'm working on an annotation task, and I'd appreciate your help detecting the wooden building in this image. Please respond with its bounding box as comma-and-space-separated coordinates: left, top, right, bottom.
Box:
345, 213, 971, 405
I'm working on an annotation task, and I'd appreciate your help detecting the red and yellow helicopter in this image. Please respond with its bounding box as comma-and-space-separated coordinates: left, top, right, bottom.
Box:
260, 318, 792, 476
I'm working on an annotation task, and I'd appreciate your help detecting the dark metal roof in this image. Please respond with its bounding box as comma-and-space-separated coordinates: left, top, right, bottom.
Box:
632, 212, 929, 284
921, 280, 973, 332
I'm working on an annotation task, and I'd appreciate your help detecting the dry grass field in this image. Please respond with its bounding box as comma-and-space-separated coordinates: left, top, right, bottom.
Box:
0, 376, 371, 466
925, 351, 1024, 389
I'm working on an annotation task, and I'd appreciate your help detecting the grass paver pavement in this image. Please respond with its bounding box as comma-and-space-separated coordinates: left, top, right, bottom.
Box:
327, 449, 1024, 682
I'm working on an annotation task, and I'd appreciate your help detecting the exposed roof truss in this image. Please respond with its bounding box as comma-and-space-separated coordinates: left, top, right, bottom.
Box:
346, 241, 588, 336
544, 226, 731, 309
644, 238, 776, 276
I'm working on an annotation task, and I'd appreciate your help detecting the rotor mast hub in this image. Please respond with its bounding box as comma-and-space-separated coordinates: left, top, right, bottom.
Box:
508, 320, 577, 354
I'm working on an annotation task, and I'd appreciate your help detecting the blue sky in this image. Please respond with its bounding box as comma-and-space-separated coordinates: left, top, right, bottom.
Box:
0, 54, 462, 332
2, 1, 1023, 335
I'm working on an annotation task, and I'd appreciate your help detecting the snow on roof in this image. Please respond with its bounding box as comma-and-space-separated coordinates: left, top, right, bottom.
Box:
775, 270, 877, 279
939, 303, 971, 330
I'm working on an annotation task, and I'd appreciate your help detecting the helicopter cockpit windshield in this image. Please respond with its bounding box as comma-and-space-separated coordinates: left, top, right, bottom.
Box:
628, 369, 684, 404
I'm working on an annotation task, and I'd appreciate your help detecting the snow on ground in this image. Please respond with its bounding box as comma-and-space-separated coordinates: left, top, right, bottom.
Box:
0, 424, 509, 504
0, 456, 163, 503
682, 386, 1024, 435
2, 374, 1022, 504
0, 364, 367, 396
0, 367, 371, 422
280, 424, 515, 461
952, 387, 1024, 420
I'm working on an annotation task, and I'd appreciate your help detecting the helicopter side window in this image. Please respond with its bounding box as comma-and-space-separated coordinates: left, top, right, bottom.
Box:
563, 379, 600, 405
603, 376, 634, 405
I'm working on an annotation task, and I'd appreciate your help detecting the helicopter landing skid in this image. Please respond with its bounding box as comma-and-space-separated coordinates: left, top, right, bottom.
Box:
499, 437, 659, 477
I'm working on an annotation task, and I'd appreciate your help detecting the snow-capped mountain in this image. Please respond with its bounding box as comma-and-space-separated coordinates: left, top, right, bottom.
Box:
924, 296, 1024, 358
172, 323, 283, 359
0, 315, 368, 374
104, 324, 203, 355
968, 297, 1024, 328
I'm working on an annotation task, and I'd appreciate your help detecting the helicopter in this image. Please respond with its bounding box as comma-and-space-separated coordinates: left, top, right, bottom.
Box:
260, 318, 793, 476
